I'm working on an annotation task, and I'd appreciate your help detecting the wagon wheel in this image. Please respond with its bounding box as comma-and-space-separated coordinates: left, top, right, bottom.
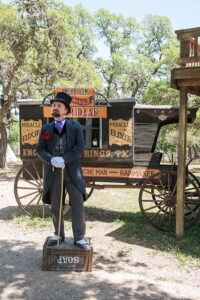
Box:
139, 170, 200, 232
14, 159, 70, 217
15, 159, 94, 217
151, 172, 200, 214
151, 186, 168, 214
186, 171, 200, 215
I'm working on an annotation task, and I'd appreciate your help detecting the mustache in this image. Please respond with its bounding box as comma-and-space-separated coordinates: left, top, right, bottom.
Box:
52, 110, 60, 117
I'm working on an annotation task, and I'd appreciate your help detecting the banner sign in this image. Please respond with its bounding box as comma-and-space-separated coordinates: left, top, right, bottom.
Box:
43, 106, 107, 118
55, 87, 95, 107
21, 119, 42, 145
82, 167, 159, 179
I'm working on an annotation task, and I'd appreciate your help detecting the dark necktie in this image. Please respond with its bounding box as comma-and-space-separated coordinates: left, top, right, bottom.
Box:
55, 120, 63, 135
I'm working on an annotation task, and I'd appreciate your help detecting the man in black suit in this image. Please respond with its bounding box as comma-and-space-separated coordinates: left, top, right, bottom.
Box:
36, 92, 89, 249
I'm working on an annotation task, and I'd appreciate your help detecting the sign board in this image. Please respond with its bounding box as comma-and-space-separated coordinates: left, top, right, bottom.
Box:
82, 167, 159, 179
109, 118, 132, 146
55, 87, 95, 107
43, 106, 107, 118
21, 119, 42, 145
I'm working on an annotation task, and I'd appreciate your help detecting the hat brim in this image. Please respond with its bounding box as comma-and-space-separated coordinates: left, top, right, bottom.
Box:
50, 98, 70, 108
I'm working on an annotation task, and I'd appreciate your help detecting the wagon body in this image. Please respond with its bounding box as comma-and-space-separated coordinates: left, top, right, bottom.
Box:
13, 94, 200, 232
15, 97, 197, 179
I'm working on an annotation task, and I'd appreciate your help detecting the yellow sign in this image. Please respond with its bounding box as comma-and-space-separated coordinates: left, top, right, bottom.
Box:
82, 167, 159, 179
43, 106, 107, 118
21, 119, 42, 145
109, 118, 132, 146
55, 87, 95, 107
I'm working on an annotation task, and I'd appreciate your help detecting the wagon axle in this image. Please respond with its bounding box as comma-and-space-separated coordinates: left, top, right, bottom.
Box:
164, 195, 176, 208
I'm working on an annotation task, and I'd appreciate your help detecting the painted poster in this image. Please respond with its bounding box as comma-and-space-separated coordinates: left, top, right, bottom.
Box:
82, 167, 159, 179
55, 87, 95, 107
21, 119, 42, 145
109, 118, 132, 146
43, 106, 107, 118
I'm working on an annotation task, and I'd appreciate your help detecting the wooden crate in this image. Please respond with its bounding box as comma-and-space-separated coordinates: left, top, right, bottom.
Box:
42, 237, 93, 272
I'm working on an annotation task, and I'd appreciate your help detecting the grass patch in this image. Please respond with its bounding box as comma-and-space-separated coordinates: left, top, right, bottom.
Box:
12, 210, 72, 229
13, 211, 52, 227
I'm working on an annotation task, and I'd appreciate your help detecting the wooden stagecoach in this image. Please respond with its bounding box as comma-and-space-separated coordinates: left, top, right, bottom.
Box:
13, 87, 200, 232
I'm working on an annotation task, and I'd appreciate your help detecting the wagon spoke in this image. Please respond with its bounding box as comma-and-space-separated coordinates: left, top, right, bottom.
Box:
168, 172, 171, 193
32, 162, 42, 185
19, 190, 39, 200
159, 207, 168, 226
172, 181, 177, 196
19, 177, 39, 187
17, 186, 39, 190
158, 177, 167, 193
144, 204, 163, 212
143, 189, 165, 199
32, 193, 42, 216
142, 199, 164, 203
24, 192, 40, 209
23, 167, 40, 185
150, 204, 166, 221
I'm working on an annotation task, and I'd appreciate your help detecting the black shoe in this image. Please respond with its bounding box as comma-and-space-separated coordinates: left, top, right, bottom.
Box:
47, 236, 65, 247
74, 239, 90, 250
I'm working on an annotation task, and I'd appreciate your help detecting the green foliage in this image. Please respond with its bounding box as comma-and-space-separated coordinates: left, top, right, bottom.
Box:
95, 8, 138, 98
8, 120, 19, 146
0, 0, 102, 112
142, 80, 179, 105
156, 122, 200, 161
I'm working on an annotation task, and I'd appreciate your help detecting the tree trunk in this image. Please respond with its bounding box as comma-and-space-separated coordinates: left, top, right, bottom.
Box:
0, 122, 7, 168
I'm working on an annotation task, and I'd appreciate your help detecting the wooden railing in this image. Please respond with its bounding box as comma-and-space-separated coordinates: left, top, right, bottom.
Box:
175, 27, 200, 67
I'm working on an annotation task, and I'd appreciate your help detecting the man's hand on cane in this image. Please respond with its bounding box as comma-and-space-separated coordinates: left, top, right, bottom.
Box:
51, 157, 65, 168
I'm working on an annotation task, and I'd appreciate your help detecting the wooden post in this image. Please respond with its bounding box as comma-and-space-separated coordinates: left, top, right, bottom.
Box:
176, 87, 188, 239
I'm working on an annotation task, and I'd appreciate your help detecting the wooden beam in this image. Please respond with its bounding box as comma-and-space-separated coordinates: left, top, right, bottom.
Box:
177, 79, 200, 86
176, 87, 188, 239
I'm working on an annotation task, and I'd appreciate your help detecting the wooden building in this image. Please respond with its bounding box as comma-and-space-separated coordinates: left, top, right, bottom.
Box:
171, 27, 200, 238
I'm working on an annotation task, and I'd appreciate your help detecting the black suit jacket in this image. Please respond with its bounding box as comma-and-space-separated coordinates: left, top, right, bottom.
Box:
36, 119, 86, 204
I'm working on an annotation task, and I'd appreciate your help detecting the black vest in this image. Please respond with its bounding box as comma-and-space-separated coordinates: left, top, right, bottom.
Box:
52, 122, 67, 156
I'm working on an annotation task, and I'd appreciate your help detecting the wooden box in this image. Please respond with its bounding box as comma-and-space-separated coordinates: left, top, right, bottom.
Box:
42, 237, 93, 272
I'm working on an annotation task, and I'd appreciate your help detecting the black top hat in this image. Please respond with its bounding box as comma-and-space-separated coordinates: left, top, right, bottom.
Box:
50, 92, 72, 111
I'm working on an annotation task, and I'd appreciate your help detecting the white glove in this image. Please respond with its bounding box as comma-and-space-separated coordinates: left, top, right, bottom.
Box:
51, 157, 65, 168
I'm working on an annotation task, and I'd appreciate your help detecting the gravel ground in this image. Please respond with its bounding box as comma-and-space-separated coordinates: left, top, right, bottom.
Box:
0, 174, 200, 300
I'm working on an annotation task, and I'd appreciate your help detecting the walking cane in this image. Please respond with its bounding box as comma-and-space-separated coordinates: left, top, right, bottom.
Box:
57, 167, 64, 247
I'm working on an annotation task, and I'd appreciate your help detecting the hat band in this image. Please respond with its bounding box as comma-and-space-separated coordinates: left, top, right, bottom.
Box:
54, 97, 67, 102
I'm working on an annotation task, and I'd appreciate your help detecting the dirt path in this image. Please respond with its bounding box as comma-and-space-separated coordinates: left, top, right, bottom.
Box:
0, 175, 200, 300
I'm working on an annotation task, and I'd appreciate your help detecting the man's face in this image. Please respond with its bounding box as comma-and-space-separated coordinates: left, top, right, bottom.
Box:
51, 101, 68, 119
